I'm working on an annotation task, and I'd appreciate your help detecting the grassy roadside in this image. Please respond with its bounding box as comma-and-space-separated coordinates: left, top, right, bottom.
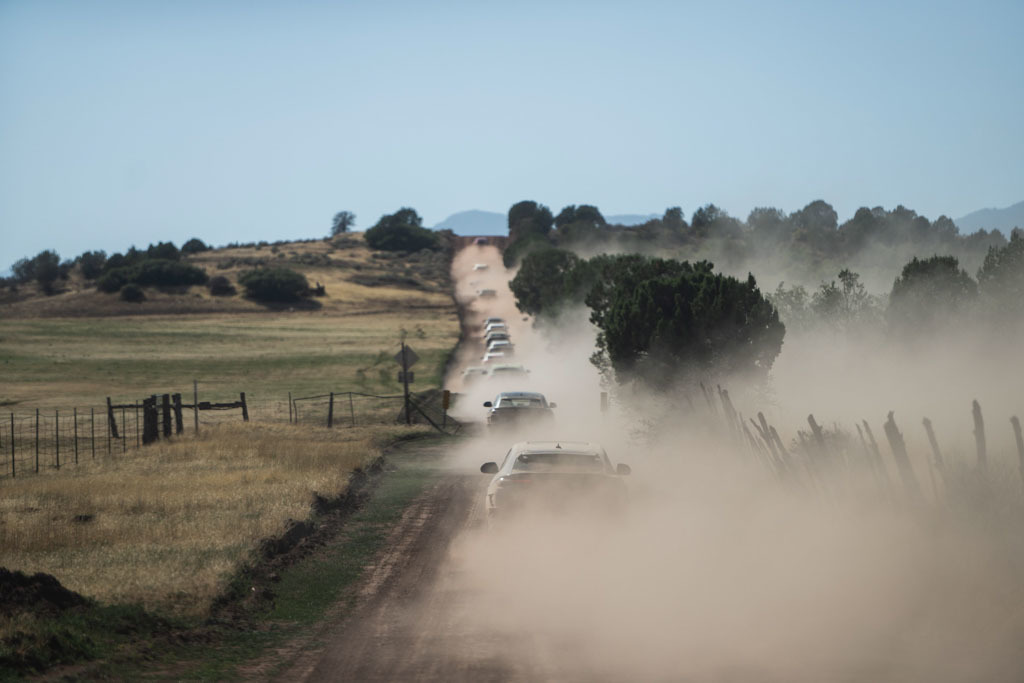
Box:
66, 435, 451, 681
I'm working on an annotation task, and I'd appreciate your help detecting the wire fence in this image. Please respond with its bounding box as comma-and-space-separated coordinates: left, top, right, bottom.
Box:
1, 385, 461, 483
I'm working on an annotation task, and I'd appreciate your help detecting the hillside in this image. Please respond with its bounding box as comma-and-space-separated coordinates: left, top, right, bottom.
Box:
0, 234, 454, 318
956, 199, 1024, 236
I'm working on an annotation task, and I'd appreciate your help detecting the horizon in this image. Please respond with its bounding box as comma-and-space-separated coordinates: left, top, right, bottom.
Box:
2, 1, 1022, 270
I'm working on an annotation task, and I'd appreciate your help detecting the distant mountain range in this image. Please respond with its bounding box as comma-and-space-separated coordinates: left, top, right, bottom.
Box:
955, 200, 1024, 236
432, 210, 658, 236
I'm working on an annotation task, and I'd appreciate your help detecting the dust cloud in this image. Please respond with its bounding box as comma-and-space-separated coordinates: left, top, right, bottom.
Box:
440, 243, 1024, 682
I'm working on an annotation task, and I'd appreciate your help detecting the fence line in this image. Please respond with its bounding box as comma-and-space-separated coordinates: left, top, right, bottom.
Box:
2, 384, 459, 483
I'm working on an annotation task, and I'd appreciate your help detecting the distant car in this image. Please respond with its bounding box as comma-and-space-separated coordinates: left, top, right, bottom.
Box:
477, 288, 497, 298
481, 351, 506, 364
486, 363, 529, 380
474, 237, 489, 246
482, 391, 555, 429
480, 441, 631, 522
484, 331, 511, 345
461, 366, 489, 385
483, 317, 505, 325
483, 322, 507, 336
487, 339, 515, 356
473, 263, 489, 271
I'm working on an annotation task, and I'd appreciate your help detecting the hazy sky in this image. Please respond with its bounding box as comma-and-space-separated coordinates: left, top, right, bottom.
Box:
2, 0, 1022, 269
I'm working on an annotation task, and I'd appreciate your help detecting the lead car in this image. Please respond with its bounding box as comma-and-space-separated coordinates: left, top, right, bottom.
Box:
480, 441, 631, 523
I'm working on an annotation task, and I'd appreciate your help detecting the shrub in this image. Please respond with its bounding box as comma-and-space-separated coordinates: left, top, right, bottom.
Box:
120, 284, 145, 302
77, 250, 107, 279
364, 208, 440, 252
146, 241, 180, 261
97, 268, 131, 293
181, 238, 209, 254
208, 275, 236, 296
132, 259, 208, 288
238, 268, 309, 302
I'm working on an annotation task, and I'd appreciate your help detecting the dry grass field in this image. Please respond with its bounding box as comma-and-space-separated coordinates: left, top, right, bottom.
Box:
0, 422, 435, 620
0, 234, 462, 632
0, 233, 461, 410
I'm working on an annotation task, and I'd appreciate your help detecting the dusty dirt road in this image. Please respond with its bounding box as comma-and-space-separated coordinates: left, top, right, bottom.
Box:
273, 245, 594, 681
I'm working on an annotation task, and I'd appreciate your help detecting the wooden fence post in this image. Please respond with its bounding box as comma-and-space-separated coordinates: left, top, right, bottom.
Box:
35, 409, 39, 473
142, 397, 158, 445
1011, 416, 1024, 495
328, 392, 334, 428
135, 401, 141, 447
121, 407, 127, 455
55, 409, 60, 469
349, 392, 355, 427
922, 417, 946, 495
73, 407, 79, 465
10, 412, 15, 478
883, 411, 921, 502
106, 397, 120, 439
240, 393, 249, 422
90, 407, 95, 459
972, 400, 987, 475
194, 380, 199, 433
160, 394, 171, 438
172, 394, 184, 434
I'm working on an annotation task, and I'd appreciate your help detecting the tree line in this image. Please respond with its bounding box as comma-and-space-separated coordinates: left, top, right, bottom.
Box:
506, 199, 1024, 390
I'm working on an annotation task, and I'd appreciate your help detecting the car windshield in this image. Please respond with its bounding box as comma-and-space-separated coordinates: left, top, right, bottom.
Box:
498, 397, 545, 408
512, 452, 604, 472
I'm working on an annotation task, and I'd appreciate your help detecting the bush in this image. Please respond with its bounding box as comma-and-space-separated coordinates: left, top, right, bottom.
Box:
181, 238, 209, 254
120, 284, 145, 302
97, 268, 131, 293
364, 208, 440, 252
77, 251, 107, 280
146, 241, 180, 261
208, 275, 236, 296
238, 268, 309, 302
132, 259, 208, 288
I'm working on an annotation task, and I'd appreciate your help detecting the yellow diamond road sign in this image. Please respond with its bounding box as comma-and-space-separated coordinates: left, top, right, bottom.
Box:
394, 346, 419, 368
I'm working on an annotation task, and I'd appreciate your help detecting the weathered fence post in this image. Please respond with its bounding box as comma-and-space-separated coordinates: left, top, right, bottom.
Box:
194, 380, 199, 433
143, 396, 158, 445
73, 407, 79, 465
349, 392, 355, 427
161, 394, 172, 438
288, 392, 293, 424
121, 407, 127, 455
106, 396, 120, 439
10, 412, 15, 478
135, 401, 141, 447
972, 400, 987, 475
172, 394, 183, 434
1011, 416, 1024, 495
327, 392, 334, 428
35, 409, 39, 473
883, 411, 921, 502
55, 409, 60, 469
922, 417, 946, 497
106, 406, 112, 454
240, 393, 249, 422
90, 407, 95, 459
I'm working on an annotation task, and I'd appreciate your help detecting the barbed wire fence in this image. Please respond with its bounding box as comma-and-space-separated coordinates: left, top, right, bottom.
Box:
1, 381, 461, 483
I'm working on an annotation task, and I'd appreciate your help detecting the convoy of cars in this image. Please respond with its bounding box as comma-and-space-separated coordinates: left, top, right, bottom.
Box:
458, 307, 632, 523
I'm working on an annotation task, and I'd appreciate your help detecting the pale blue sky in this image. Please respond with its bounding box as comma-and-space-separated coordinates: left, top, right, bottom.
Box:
2, 0, 1022, 269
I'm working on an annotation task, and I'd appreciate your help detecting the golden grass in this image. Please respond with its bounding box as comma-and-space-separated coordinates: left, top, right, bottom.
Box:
0, 422, 433, 617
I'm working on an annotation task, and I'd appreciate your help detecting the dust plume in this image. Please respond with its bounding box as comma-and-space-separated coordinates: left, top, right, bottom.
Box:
436, 241, 1024, 681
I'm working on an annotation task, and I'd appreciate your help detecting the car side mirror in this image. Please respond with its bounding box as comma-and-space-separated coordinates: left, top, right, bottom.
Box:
481, 462, 499, 474
616, 463, 631, 476
549, 402, 557, 409
483, 401, 493, 408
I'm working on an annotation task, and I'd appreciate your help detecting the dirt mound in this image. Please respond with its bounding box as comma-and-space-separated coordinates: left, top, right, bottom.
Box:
0, 568, 89, 617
